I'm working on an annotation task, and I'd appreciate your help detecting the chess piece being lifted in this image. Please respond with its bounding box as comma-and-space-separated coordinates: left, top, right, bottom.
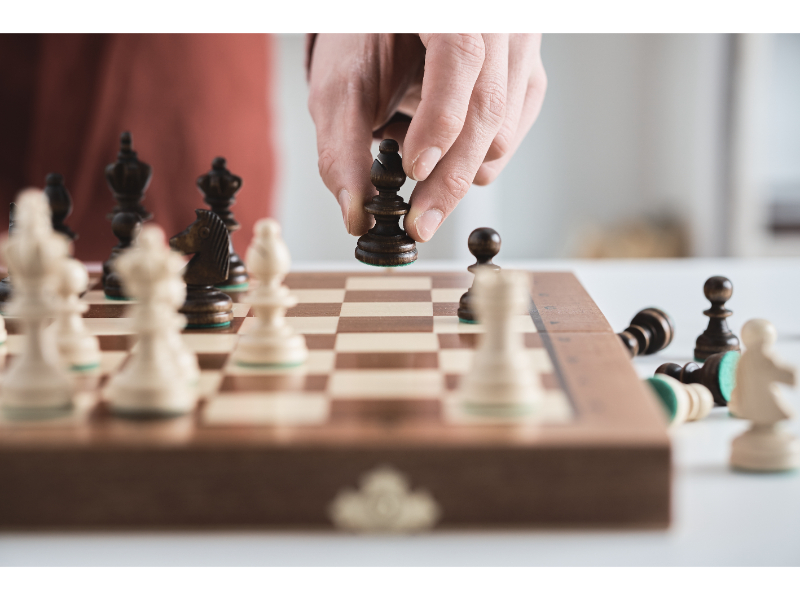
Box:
458, 227, 501, 323
45, 173, 77, 241
106, 225, 199, 416
695, 276, 740, 361
54, 256, 101, 371
355, 139, 417, 266
198, 157, 249, 290
656, 350, 739, 407
169, 209, 233, 328
0, 190, 72, 416
0, 203, 15, 305
729, 319, 798, 472
459, 268, 542, 416
618, 308, 675, 357
646, 375, 714, 427
103, 132, 151, 299
232, 219, 308, 366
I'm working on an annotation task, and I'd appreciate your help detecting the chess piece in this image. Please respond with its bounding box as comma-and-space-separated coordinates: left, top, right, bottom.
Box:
0, 203, 15, 305
169, 209, 233, 328
355, 139, 417, 266
232, 219, 308, 366
458, 227, 501, 323
0, 189, 72, 416
618, 308, 674, 357
106, 225, 199, 416
656, 350, 739, 407
198, 157, 249, 290
695, 276, 740, 361
54, 256, 101, 371
103, 131, 152, 299
646, 375, 714, 426
45, 173, 77, 241
459, 268, 542, 416
729, 319, 799, 471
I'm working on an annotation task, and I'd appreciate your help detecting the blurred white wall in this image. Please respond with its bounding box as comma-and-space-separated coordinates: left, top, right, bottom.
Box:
274, 34, 732, 262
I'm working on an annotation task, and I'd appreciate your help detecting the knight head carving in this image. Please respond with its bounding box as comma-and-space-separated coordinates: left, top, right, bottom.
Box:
169, 209, 230, 286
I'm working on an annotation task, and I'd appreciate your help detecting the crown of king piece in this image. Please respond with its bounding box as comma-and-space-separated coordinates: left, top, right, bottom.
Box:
197, 157, 242, 200
105, 131, 153, 198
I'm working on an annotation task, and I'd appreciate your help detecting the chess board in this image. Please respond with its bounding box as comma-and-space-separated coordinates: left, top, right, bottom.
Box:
0, 269, 671, 530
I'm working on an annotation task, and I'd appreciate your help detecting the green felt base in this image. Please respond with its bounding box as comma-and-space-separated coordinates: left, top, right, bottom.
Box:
217, 282, 250, 291
646, 376, 678, 421
185, 321, 232, 330
235, 360, 306, 369
458, 318, 477, 324
71, 363, 100, 372
105, 294, 130, 301
356, 258, 416, 268
718, 351, 740, 403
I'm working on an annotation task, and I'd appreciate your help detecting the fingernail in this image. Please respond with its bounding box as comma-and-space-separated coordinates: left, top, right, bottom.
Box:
414, 209, 444, 242
338, 189, 351, 234
411, 147, 442, 181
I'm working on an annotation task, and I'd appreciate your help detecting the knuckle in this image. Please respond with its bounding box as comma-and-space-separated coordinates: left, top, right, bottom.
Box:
442, 171, 472, 204
317, 148, 340, 184
475, 80, 507, 126
442, 33, 485, 66
433, 111, 466, 140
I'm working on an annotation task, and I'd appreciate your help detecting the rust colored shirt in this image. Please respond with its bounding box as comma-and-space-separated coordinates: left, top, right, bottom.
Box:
0, 33, 278, 261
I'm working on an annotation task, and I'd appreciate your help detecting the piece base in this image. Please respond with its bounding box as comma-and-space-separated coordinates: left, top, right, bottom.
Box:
185, 320, 231, 329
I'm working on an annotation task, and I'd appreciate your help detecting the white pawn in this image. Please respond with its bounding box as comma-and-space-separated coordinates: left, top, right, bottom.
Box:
105, 225, 199, 416
0, 189, 72, 415
232, 219, 307, 367
54, 256, 101, 371
459, 268, 542, 416
730, 319, 799, 472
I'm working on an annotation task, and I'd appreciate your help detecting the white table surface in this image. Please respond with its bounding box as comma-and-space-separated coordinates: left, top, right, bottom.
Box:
2, 258, 800, 566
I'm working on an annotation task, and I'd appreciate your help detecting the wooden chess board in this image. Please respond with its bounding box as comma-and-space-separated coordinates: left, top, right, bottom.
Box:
0, 270, 671, 530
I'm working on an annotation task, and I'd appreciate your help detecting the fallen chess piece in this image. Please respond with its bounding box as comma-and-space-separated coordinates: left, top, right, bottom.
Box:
232, 219, 307, 367
55, 255, 101, 371
646, 374, 714, 427
656, 350, 739, 407
106, 225, 199, 416
458, 227, 501, 324
617, 308, 674, 357
458, 268, 542, 416
0, 189, 73, 416
729, 319, 798, 472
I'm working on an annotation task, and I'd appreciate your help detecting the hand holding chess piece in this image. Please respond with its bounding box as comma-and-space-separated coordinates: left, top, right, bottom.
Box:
106, 225, 199, 416
0, 189, 72, 416
232, 219, 308, 366
458, 268, 542, 416
729, 319, 798, 472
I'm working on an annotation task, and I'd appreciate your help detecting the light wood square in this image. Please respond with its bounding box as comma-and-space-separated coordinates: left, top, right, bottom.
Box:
198, 371, 224, 398
97, 350, 128, 375
329, 370, 443, 399
83, 318, 137, 335
293, 289, 346, 303
232, 303, 251, 318
203, 393, 329, 425
340, 302, 433, 317
239, 316, 339, 335
181, 333, 240, 353
224, 350, 335, 375
334, 332, 439, 352
439, 348, 554, 374
431, 288, 467, 303
345, 276, 432, 291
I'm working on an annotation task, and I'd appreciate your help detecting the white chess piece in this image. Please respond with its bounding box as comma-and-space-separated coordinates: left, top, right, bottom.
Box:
0, 189, 72, 415
105, 225, 199, 416
232, 219, 308, 366
458, 268, 542, 416
730, 319, 799, 472
54, 256, 101, 370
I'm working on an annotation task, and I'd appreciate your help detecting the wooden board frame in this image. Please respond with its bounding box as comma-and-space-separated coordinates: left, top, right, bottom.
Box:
0, 271, 671, 529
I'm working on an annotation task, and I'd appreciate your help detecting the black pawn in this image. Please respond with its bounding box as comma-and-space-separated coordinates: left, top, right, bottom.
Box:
694, 276, 740, 361
355, 139, 417, 266
617, 308, 675, 357
457, 227, 502, 323
0, 203, 15, 305
105, 131, 153, 221
45, 173, 78, 241
102, 212, 142, 299
656, 350, 740, 407
198, 157, 248, 289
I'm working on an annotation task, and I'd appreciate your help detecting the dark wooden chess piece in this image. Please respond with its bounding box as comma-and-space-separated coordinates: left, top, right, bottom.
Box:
617, 308, 675, 357
198, 157, 248, 289
103, 212, 143, 299
169, 209, 233, 328
355, 139, 417, 266
0, 203, 15, 305
45, 173, 77, 241
103, 131, 152, 299
694, 275, 740, 361
656, 350, 740, 406
457, 227, 502, 323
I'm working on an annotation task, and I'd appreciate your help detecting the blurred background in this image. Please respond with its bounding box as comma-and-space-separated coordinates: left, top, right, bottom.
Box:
275, 33, 800, 262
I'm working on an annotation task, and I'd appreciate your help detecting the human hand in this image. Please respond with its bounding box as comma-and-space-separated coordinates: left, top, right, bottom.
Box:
308, 33, 547, 241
